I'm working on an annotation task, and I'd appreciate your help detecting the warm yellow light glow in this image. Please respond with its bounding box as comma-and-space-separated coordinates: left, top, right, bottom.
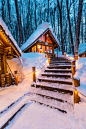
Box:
75, 90, 78, 95
0, 43, 1, 45
78, 93, 81, 97
66, 54, 74, 60
38, 45, 41, 49
48, 58, 50, 64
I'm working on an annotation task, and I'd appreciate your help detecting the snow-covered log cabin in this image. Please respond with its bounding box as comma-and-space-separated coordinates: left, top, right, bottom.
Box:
21, 22, 59, 57
79, 43, 86, 57
0, 18, 22, 87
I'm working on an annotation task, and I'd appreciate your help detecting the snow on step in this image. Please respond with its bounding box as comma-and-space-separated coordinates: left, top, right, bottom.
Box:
38, 77, 72, 83
48, 65, 72, 67
50, 63, 71, 65
0, 96, 29, 128
28, 94, 73, 113
42, 72, 72, 76
29, 87, 73, 105
32, 82, 73, 91
45, 69, 72, 73
45, 68, 72, 71
50, 60, 71, 62
42, 72, 72, 77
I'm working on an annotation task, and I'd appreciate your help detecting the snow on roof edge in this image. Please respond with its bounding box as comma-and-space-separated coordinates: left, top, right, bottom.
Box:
0, 17, 22, 56
21, 22, 59, 52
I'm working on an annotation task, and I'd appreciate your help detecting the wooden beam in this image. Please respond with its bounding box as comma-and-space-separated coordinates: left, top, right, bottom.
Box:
3, 55, 7, 74
1, 56, 4, 74
36, 44, 37, 52
52, 46, 54, 54
37, 42, 53, 47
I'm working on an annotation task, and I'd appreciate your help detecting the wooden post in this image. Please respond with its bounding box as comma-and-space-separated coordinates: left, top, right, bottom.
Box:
1, 56, 4, 74
48, 58, 50, 65
14, 71, 18, 85
32, 67, 36, 82
72, 60, 75, 75
5, 73, 11, 86
74, 89, 80, 103
36, 44, 37, 52
75, 52, 78, 61
74, 77, 80, 87
3, 55, 7, 74
52, 46, 54, 55
0, 74, 5, 87
71, 60, 75, 65
45, 54, 47, 58
15, 75, 18, 85
65, 51, 66, 56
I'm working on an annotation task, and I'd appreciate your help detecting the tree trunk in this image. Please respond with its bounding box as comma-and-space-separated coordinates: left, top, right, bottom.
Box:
47, 0, 49, 22
15, 0, 22, 48
75, 0, 83, 53
66, 0, 74, 55
57, 0, 64, 55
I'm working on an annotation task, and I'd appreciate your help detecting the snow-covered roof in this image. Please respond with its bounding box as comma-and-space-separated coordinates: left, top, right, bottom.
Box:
79, 43, 86, 55
21, 22, 59, 52
0, 17, 22, 56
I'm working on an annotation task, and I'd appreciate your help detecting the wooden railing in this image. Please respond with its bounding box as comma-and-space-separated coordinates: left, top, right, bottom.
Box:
6, 61, 15, 78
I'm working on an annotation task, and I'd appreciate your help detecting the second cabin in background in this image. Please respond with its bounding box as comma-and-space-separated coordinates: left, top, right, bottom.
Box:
21, 22, 59, 57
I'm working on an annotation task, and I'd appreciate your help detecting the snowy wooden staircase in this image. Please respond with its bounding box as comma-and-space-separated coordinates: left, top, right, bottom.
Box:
29, 57, 74, 113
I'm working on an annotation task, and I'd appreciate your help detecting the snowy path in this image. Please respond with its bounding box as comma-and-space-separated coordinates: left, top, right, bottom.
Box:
5, 102, 86, 129
0, 96, 31, 128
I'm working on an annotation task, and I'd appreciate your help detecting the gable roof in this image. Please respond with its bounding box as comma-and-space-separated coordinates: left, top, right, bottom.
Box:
79, 43, 86, 55
0, 17, 22, 56
21, 22, 59, 52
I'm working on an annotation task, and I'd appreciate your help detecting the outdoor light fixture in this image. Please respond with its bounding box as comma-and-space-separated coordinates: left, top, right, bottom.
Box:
74, 89, 80, 103
14, 71, 18, 85
75, 90, 78, 95
48, 58, 50, 64
38, 45, 41, 49
65, 51, 66, 56
15, 75, 18, 85
32, 67, 36, 82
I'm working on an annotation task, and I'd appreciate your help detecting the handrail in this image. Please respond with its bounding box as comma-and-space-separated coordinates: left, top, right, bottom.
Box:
6, 61, 15, 78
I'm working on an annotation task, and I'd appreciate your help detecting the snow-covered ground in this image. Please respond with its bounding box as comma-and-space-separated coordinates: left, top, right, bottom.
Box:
0, 53, 48, 112
5, 102, 86, 129
66, 54, 86, 97
74, 58, 86, 97
0, 53, 86, 129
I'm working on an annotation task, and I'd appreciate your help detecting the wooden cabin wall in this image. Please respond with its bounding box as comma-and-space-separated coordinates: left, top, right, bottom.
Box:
23, 32, 58, 56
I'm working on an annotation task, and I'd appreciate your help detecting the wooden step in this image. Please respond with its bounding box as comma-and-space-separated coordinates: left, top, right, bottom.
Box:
50, 61, 71, 63
41, 72, 72, 78
50, 59, 70, 62
28, 94, 73, 113
47, 65, 71, 69
50, 63, 71, 66
31, 82, 73, 95
29, 87, 73, 105
45, 69, 72, 73
38, 77, 72, 85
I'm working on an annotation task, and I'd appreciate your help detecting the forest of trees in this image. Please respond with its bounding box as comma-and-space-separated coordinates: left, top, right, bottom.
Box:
0, 0, 86, 54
